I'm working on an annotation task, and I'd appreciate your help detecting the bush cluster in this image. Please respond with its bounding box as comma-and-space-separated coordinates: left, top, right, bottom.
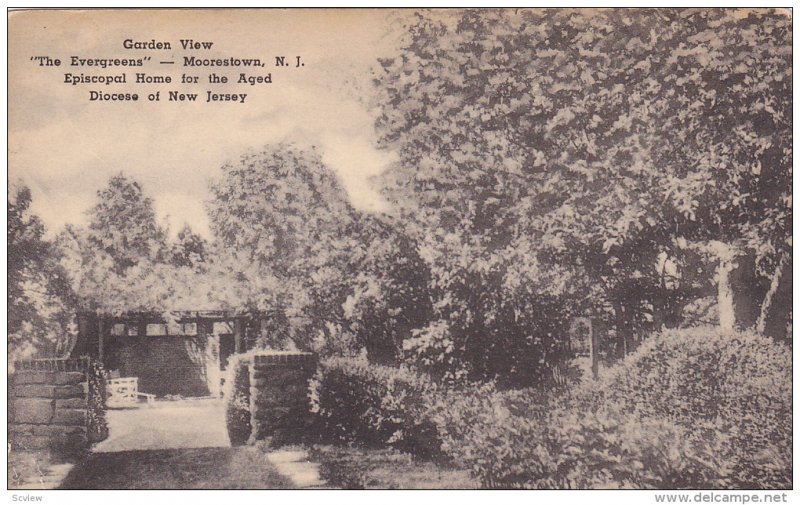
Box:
222, 352, 254, 446
310, 356, 442, 458
87, 359, 109, 444
579, 327, 792, 488
431, 386, 727, 489
312, 328, 791, 489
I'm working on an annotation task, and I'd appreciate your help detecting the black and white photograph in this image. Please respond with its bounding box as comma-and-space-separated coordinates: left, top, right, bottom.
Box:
5, 6, 793, 496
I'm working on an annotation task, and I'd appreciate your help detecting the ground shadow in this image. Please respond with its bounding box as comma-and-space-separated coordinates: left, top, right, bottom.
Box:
59, 446, 294, 489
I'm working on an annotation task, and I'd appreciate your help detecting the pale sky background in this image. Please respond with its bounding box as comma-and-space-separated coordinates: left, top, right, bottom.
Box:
9, 9, 406, 238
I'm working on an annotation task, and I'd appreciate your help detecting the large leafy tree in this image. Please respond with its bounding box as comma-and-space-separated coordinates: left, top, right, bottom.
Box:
207, 144, 434, 360
9, 185, 76, 361
374, 7, 791, 379
56, 174, 200, 315
86, 174, 167, 273
522, 8, 792, 340
207, 144, 363, 350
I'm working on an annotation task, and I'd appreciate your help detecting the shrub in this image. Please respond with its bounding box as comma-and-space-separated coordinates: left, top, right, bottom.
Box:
223, 352, 253, 446
579, 327, 792, 488
431, 387, 728, 489
312, 327, 790, 489
87, 359, 108, 444
310, 356, 442, 457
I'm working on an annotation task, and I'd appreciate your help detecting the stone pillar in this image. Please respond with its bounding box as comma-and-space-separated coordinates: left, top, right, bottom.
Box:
248, 352, 317, 445
10, 366, 88, 455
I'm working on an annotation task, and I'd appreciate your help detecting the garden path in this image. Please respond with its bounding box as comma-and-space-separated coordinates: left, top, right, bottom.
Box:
58, 398, 322, 489
94, 397, 229, 452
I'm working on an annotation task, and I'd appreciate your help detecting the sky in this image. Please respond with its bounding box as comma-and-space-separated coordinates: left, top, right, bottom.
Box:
9, 9, 404, 238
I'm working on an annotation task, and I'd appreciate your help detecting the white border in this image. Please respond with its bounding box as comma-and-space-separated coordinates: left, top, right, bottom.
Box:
2, 4, 796, 505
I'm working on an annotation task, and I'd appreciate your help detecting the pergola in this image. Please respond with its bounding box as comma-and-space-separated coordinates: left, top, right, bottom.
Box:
72, 310, 255, 363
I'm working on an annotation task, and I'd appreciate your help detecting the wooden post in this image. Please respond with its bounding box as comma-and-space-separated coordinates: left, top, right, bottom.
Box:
199, 318, 221, 398
260, 318, 269, 349
234, 318, 243, 354
97, 316, 105, 364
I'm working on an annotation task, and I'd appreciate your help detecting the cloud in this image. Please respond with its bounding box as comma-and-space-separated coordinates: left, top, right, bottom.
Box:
320, 133, 396, 213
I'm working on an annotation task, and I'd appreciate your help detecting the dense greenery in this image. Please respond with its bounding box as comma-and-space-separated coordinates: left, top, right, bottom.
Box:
222, 352, 254, 446
57, 174, 211, 316
311, 356, 441, 457
206, 145, 360, 350
445, 328, 791, 489
310, 328, 790, 489
578, 327, 792, 488
87, 359, 109, 444
8, 185, 76, 362
373, 8, 791, 379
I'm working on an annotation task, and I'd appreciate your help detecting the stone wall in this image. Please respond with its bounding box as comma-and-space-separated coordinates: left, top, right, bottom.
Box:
10, 359, 89, 454
248, 352, 317, 444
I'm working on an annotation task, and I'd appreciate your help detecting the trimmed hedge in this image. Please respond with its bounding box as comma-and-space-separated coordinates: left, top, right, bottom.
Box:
579, 327, 792, 489
223, 352, 254, 446
310, 356, 442, 457
429, 384, 727, 489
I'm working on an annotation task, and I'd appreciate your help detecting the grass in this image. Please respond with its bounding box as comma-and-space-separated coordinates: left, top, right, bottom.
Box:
8, 450, 76, 489
8, 451, 50, 488
307, 444, 476, 489
59, 446, 294, 489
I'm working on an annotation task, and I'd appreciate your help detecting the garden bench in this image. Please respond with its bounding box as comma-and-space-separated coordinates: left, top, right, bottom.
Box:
106, 377, 156, 407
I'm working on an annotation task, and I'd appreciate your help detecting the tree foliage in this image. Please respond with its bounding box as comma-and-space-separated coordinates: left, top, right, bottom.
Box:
8, 185, 76, 360
170, 224, 209, 270
343, 215, 433, 364
207, 144, 364, 349
373, 8, 792, 380
56, 175, 205, 315
206, 145, 436, 361
12, 8, 790, 390
86, 174, 167, 273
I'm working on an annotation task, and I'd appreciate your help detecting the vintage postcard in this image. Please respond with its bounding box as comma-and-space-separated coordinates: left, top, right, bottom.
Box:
6, 7, 793, 499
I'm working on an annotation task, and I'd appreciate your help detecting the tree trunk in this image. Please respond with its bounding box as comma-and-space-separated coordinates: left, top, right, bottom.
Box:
613, 301, 631, 358
260, 317, 270, 348
730, 253, 766, 329
651, 294, 666, 333
589, 318, 599, 380
757, 254, 791, 340
712, 242, 736, 331
718, 265, 735, 331
55, 318, 79, 359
